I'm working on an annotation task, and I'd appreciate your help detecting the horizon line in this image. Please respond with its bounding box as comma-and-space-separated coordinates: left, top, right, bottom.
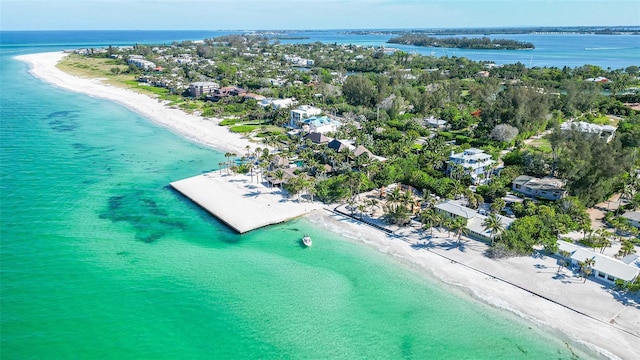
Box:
2, 25, 640, 32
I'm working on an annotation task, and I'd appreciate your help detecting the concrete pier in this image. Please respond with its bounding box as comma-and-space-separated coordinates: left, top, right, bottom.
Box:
170, 172, 321, 233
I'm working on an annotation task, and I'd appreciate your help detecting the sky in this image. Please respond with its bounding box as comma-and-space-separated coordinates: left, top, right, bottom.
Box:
1, 0, 639, 31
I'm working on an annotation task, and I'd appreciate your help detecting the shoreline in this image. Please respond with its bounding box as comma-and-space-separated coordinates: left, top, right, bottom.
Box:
306, 209, 639, 359
15, 51, 256, 155
16, 51, 640, 360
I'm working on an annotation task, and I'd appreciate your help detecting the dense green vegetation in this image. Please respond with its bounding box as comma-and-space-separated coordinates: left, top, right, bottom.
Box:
388, 35, 535, 50
77, 35, 639, 277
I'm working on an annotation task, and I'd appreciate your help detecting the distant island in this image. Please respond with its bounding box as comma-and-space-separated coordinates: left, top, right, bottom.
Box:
387, 35, 535, 50
345, 26, 640, 36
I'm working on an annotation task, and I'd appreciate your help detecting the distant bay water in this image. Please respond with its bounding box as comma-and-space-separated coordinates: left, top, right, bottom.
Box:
1, 29, 638, 68
0, 30, 607, 359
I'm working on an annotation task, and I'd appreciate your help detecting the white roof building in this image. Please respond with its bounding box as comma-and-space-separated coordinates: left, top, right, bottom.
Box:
424, 116, 448, 128
560, 121, 617, 142
435, 200, 513, 242
621, 211, 640, 229
512, 175, 566, 201
259, 97, 297, 110
557, 240, 639, 283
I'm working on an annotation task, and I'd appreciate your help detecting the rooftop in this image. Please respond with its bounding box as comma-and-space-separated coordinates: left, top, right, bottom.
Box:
558, 240, 640, 282
512, 175, 565, 191
621, 211, 640, 223
302, 115, 341, 128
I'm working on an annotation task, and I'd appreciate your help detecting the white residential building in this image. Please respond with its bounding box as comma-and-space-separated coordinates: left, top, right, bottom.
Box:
127, 56, 156, 70
448, 148, 495, 184
300, 116, 342, 134
259, 97, 297, 110
621, 211, 640, 229
512, 175, 566, 201
188, 81, 219, 97
435, 200, 513, 242
290, 105, 322, 128
556, 240, 639, 284
560, 121, 617, 142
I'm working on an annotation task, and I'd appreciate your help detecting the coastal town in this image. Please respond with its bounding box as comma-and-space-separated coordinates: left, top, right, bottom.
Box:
19, 32, 640, 358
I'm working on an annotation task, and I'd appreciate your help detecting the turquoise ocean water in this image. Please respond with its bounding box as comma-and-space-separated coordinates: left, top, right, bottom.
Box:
1, 31, 626, 359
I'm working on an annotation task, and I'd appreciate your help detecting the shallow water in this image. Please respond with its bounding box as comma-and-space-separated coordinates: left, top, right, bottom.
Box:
0, 35, 599, 359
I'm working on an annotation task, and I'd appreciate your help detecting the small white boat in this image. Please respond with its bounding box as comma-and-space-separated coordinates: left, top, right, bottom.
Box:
302, 234, 312, 247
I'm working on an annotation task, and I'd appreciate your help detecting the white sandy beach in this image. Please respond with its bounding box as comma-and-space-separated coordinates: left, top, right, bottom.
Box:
15, 51, 256, 155
17, 51, 640, 360
307, 209, 640, 359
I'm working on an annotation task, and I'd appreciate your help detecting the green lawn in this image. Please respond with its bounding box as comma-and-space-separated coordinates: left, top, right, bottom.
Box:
527, 138, 552, 152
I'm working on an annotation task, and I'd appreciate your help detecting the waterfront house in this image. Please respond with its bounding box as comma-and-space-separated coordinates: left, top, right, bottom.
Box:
435, 200, 513, 242
188, 81, 219, 98
289, 105, 322, 128
448, 148, 495, 184
556, 240, 639, 285
511, 175, 566, 200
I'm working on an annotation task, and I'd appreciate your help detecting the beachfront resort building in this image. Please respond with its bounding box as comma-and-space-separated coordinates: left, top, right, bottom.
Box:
435, 200, 513, 242
556, 240, 640, 285
560, 121, 617, 142
188, 81, 220, 98
448, 148, 495, 184
511, 175, 566, 201
127, 55, 156, 70
289, 105, 322, 128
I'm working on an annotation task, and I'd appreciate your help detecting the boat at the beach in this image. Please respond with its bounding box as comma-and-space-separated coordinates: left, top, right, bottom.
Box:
302, 234, 312, 247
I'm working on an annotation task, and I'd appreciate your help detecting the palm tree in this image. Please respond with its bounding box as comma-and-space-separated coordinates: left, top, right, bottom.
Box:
273, 169, 285, 188
385, 187, 404, 208
357, 204, 367, 220
490, 198, 506, 215
617, 240, 636, 258
557, 249, 571, 273
482, 213, 504, 246
419, 208, 438, 236
580, 257, 596, 283
307, 185, 317, 203
224, 152, 232, 170
366, 198, 379, 214
450, 217, 468, 248
599, 236, 611, 254
218, 161, 226, 174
